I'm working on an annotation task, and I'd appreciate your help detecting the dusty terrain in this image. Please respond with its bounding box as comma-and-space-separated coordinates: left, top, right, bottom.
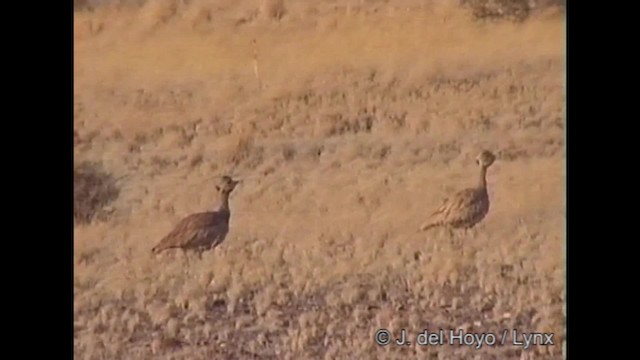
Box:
74, 1, 566, 359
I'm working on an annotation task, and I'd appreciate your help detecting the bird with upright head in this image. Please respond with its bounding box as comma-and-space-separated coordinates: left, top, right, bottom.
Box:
420, 150, 496, 233
151, 175, 241, 256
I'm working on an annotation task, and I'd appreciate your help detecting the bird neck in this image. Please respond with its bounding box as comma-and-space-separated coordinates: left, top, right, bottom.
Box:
478, 165, 488, 190
217, 192, 231, 213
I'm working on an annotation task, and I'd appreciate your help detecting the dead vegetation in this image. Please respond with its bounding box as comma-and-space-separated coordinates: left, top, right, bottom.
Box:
74, 1, 565, 359
260, 0, 287, 20
74, 161, 120, 225
461, 0, 533, 22
457, 0, 566, 22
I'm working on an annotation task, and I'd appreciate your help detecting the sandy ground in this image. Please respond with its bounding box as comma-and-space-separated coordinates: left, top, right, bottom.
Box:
74, 1, 565, 359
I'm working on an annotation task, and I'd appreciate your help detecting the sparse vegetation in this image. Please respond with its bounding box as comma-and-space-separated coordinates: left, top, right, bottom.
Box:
260, 0, 287, 20
74, 161, 120, 225
461, 0, 532, 21
74, 0, 89, 11
461, 0, 565, 22
75, 1, 565, 359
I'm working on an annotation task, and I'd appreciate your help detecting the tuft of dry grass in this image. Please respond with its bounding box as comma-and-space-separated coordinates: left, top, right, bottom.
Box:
461, 0, 564, 22
259, 0, 286, 20
461, 0, 532, 22
74, 161, 120, 225
138, 0, 181, 28
74, 0, 89, 11
221, 134, 264, 170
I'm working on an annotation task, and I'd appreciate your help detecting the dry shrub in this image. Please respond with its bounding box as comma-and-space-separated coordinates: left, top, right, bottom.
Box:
74, 161, 120, 225
222, 135, 264, 169
74, 0, 90, 11
259, 0, 286, 20
74, 0, 146, 11
281, 144, 296, 162
139, 0, 181, 27
461, 0, 534, 21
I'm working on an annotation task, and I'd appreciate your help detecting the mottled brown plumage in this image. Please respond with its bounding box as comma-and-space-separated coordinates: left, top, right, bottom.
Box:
151, 176, 240, 255
420, 150, 496, 232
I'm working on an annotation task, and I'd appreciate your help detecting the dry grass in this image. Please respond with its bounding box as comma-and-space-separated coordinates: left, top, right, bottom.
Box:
259, 0, 286, 20
74, 161, 120, 225
74, 1, 565, 359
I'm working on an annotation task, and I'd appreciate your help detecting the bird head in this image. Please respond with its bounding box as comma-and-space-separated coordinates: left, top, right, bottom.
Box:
216, 175, 241, 194
476, 150, 496, 167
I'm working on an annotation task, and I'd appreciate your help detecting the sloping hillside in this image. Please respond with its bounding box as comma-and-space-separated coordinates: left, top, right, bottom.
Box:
74, 1, 565, 359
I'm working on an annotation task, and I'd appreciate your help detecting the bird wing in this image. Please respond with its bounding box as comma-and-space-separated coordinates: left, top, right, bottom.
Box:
430, 188, 478, 222
155, 212, 222, 250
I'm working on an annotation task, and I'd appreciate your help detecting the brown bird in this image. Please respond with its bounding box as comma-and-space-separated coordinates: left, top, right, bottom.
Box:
420, 150, 496, 233
151, 176, 240, 256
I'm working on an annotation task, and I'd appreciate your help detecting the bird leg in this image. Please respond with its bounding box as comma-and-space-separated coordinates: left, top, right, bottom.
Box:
444, 228, 456, 254
447, 227, 456, 246
450, 229, 464, 256
181, 249, 191, 276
